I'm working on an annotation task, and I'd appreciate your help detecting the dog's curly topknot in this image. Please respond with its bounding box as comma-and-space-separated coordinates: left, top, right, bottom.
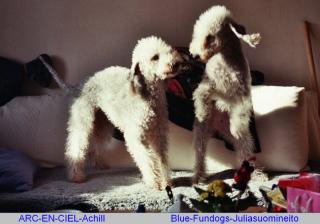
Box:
190, 5, 231, 56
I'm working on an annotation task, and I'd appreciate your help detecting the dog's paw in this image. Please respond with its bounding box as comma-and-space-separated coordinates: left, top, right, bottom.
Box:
68, 167, 87, 183
145, 177, 171, 191
192, 176, 200, 185
70, 172, 86, 183
160, 178, 172, 190
194, 102, 210, 123
195, 111, 208, 123
145, 180, 163, 191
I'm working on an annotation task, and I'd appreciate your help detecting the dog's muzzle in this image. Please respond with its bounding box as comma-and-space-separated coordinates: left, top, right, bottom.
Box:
193, 54, 201, 61
165, 62, 182, 78
171, 62, 181, 74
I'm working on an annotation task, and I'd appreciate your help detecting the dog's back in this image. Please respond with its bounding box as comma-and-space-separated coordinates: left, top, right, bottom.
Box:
79, 66, 149, 132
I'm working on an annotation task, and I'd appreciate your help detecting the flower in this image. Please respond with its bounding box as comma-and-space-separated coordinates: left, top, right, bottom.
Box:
207, 180, 231, 197
199, 192, 209, 201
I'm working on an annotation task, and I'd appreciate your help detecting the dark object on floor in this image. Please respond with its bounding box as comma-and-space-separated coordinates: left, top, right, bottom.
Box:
259, 187, 273, 213
236, 191, 260, 211
164, 194, 194, 213
0, 199, 98, 213
0, 148, 38, 192
135, 204, 146, 213
166, 186, 174, 204
54, 202, 99, 213
0, 54, 53, 106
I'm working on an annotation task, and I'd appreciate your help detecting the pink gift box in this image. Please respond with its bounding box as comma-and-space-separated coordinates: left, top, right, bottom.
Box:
279, 173, 320, 194
287, 187, 320, 212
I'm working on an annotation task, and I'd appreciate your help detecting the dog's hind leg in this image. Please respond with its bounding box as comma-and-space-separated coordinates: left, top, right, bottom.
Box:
229, 102, 254, 161
233, 131, 254, 162
193, 118, 212, 184
192, 81, 213, 184
90, 109, 114, 169
65, 96, 95, 183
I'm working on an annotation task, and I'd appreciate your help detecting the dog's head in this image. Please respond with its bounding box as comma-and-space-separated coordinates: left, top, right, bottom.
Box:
189, 5, 261, 63
130, 36, 183, 96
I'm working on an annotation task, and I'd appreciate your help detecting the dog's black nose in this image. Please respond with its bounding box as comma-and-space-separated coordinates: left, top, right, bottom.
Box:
193, 55, 200, 61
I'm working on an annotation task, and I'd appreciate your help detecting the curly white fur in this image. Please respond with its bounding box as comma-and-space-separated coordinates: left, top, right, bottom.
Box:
189, 5, 259, 183
65, 36, 182, 190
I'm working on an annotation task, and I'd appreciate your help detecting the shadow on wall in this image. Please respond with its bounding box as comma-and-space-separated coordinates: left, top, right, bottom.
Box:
309, 22, 320, 90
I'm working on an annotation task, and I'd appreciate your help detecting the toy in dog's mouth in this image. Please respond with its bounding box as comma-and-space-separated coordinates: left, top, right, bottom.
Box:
165, 62, 183, 78
187, 58, 205, 70
169, 56, 205, 75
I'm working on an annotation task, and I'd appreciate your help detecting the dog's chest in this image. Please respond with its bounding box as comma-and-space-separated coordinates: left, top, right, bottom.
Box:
205, 55, 245, 96
141, 87, 167, 129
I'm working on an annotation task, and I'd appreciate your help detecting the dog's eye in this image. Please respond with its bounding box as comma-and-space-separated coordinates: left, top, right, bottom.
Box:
151, 54, 159, 61
204, 35, 216, 48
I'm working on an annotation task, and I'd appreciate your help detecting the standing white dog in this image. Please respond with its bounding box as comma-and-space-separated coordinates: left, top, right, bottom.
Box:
189, 5, 261, 182
65, 36, 182, 190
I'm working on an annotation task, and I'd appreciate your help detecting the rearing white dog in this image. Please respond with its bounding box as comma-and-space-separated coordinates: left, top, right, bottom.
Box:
189, 5, 261, 182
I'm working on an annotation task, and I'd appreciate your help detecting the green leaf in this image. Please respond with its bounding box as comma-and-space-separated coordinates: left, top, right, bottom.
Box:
194, 186, 206, 195
190, 198, 214, 213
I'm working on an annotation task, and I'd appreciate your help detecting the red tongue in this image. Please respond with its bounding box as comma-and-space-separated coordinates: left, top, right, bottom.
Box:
166, 79, 186, 98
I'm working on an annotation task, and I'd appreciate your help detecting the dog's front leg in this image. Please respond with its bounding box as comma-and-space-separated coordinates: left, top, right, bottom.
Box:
124, 133, 165, 190
149, 125, 171, 189
193, 81, 213, 123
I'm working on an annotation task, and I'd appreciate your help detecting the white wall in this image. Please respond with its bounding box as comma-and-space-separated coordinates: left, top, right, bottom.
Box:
1, 0, 319, 88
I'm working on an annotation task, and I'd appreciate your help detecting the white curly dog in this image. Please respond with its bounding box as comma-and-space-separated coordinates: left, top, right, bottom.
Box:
189, 5, 261, 182
65, 36, 182, 190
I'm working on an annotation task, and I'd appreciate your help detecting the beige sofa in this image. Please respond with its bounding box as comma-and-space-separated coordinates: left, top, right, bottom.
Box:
0, 86, 318, 173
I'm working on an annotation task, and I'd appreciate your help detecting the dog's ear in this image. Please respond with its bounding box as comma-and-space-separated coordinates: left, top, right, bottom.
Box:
130, 63, 149, 98
229, 21, 261, 48
230, 21, 246, 35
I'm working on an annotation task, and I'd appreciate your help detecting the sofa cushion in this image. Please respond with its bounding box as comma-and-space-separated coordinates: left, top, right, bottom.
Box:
0, 91, 70, 167
0, 148, 37, 192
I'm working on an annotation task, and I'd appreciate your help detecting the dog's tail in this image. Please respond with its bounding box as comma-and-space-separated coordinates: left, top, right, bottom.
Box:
39, 55, 81, 96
